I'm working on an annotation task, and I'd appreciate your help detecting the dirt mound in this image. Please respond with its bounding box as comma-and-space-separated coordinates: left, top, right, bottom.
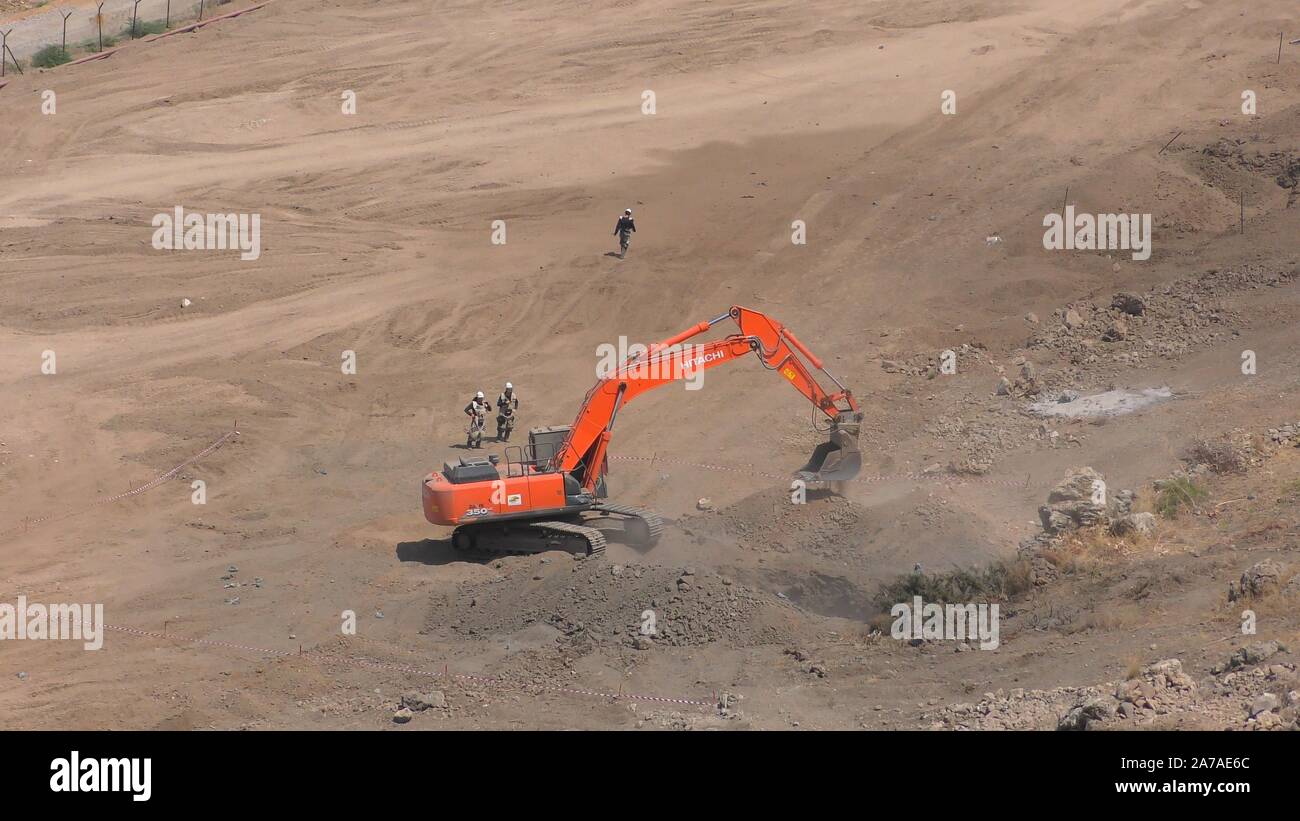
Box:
426, 555, 807, 649
679, 488, 873, 560
1198, 138, 1300, 207
1028, 265, 1294, 373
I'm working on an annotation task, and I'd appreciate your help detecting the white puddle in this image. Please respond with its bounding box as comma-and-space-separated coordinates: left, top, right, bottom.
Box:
1029, 386, 1174, 419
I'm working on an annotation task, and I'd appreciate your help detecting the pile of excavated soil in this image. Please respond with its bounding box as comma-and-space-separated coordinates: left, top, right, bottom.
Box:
1028, 266, 1295, 373
426, 554, 808, 649
679, 488, 873, 560
1197, 139, 1300, 207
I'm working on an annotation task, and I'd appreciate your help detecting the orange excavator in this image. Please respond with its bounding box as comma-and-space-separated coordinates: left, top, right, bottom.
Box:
422, 306, 863, 556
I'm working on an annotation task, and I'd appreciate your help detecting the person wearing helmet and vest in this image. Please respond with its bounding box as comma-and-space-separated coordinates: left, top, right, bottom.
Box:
463, 391, 490, 448
613, 208, 636, 259
496, 382, 519, 442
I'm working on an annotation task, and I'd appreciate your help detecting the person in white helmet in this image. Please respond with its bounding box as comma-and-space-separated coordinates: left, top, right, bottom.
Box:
463, 391, 490, 448
496, 382, 519, 442
613, 208, 636, 259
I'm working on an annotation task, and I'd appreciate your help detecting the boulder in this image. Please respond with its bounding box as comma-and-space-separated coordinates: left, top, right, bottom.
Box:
1218, 640, 1283, 672
1250, 693, 1279, 717
401, 691, 446, 711
1145, 659, 1196, 691
1111, 512, 1156, 536
1102, 316, 1128, 342
1039, 467, 1109, 533
1058, 695, 1116, 730
1229, 560, 1284, 601
1111, 293, 1146, 315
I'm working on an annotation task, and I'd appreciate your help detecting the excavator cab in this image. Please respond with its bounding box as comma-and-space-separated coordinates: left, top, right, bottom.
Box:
797, 411, 863, 485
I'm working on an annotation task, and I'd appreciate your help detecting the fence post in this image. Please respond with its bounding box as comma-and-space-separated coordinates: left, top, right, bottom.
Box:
199, 0, 205, 22
0, 30, 8, 78
131, 0, 141, 39
96, 3, 104, 52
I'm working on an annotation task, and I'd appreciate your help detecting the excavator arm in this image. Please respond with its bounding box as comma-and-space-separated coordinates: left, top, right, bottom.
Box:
555, 306, 863, 492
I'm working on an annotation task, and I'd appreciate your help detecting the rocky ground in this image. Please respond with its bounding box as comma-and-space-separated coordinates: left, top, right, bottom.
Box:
933, 649, 1297, 731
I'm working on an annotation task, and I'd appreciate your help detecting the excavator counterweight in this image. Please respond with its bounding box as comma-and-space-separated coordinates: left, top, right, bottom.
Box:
423, 305, 864, 556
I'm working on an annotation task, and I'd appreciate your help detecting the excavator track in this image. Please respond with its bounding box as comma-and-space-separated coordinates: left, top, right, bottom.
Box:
588, 502, 664, 547
530, 520, 607, 557
450, 519, 606, 557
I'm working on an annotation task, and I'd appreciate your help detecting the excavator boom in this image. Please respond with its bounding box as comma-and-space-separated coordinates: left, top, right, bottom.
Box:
555, 305, 862, 491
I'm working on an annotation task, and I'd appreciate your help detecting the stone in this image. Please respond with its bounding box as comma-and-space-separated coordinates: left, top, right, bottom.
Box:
1115, 679, 1145, 703
1039, 467, 1108, 532
1250, 693, 1279, 717
1058, 695, 1116, 730
1111, 512, 1156, 536
1111, 293, 1146, 315
1113, 488, 1136, 514
401, 691, 445, 711
1103, 317, 1128, 341
1253, 710, 1281, 729
1146, 659, 1195, 691
393, 707, 414, 724
1039, 506, 1074, 534
1228, 640, 1282, 669
1235, 560, 1283, 599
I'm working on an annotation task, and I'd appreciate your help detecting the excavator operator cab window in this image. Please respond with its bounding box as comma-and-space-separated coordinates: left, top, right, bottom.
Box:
500, 425, 570, 477
503, 441, 560, 478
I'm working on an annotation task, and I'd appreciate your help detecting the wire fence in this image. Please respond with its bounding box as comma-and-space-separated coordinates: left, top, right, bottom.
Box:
0, 0, 249, 76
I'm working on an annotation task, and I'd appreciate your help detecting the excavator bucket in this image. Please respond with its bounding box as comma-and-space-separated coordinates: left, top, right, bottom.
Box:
796, 412, 863, 485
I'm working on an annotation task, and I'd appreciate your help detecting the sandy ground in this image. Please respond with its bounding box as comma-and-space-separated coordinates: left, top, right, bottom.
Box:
1, 0, 1298, 730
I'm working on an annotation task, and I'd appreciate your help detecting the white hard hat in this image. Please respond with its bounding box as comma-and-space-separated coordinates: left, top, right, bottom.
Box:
475, 391, 484, 399
505, 382, 513, 390
625, 208, 632, 215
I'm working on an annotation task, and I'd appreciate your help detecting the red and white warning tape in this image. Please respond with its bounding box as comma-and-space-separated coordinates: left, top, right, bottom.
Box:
0, 429, 240, 540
